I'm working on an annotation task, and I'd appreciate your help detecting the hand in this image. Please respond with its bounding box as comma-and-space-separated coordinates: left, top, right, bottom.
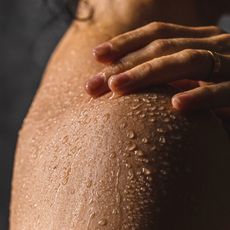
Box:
85, 22, 230, 117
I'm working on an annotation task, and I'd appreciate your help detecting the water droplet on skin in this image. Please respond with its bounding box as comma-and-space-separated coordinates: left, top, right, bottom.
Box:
127, 143, 137, 151
128, 169, 135, 180
146, 176, 153, 182
131, 104, 141, 110
120, 122, 127, 129
134, 150, 144, 157
142, 159, 149, 164
149, 106, 157, 111
125, 163, 131, 169
98, 218, 108, 226
86, 179, 93, 188
127, 130, 135, 139
112, 208, 119, 215
62, 167, 71, 185
109, 152, 116, 159
149, 118, 156, 123
70, 188, 76, 194
142, 167, 152, 175
159, 136, 166, 144
139, 113, 146, 118
163, 118, 170, 123
135, 110, 142, 115
62, 135, 69, 144
104, 113, 110, 122
170, 114, 176, 120
150, 145, 157, 151
157, 128, 165, 133
141, 138, 148, 144
159, 106, 165, 111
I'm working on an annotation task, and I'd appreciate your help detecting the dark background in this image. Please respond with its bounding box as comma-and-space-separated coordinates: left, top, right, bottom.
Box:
0, 0, 230, 229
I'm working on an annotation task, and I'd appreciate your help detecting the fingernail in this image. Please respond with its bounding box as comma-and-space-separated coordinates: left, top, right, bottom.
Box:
109, 73, 131, 92
93, 42, 112, 58
172, 93, 192, 110
85, 75, 107, 96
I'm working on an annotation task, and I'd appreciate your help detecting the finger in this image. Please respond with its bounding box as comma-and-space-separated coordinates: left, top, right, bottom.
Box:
172, 82, 230, 111
93, 22, 224, 62
169, 80, 199, 91
108, 49, 230, 94
86, 35, 230, 97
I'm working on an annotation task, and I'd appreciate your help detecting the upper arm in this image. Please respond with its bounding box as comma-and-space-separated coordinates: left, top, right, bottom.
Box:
11, 88, 230, 230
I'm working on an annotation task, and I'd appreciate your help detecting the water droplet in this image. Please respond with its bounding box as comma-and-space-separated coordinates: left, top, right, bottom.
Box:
109, 152, 116, 159
141, 137, 148, 144
159, 106, 165, 111
135, 110, 142, 115
139, 113, 146, 118
157, 128, 165, 133
62, 135, 69, 144
120, 122, 127, 129
150, 145, 157, 151
128, 169, 135, 180
146, 176, 153, 182
86, 179, 93, 188
148, 118, 156, 123
134, 150, 144, 157
112, 208, 119, 215
131, 104, 141, 110
149, 106, 157, 111
125, 163, 131, 169
127, 130, 135, 139
163, 118, 170, 123
104, 113, 110, 122
127, 143, 137, 151
98, 219, 107, 226
159, 136, 166, 144
142, 167, 152, 175
170, 114, 176, 120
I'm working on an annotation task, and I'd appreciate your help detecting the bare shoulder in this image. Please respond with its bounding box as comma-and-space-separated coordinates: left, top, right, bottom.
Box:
11, 85, 230, 230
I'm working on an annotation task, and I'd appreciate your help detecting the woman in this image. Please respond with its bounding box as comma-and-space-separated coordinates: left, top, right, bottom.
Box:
10, 0, 230, 229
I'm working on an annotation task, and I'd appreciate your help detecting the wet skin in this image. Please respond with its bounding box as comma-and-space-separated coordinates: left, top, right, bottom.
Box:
10, 0, 230, 229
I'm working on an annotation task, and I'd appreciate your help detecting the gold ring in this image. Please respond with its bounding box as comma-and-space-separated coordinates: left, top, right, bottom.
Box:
207, 50, 222, 81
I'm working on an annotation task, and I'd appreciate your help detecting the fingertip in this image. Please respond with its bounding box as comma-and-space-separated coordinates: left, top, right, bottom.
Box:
92, 42, 114, 62
85, 75, 109, 97
172, 93, 193, 111
172, 96, 183, 110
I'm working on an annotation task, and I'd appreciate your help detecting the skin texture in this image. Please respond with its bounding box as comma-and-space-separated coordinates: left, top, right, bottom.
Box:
10, 0, 230, 229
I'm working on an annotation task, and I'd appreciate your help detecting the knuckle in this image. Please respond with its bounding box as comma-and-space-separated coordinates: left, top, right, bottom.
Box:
201, 86, 214, 101
142, 62, 154, 75
152, 39, 171, 52
113, 32, 132, 46
180, 49, 203, 63
114, 59, 128, 72
212, 34, 230, 52
148, 21, 168, 35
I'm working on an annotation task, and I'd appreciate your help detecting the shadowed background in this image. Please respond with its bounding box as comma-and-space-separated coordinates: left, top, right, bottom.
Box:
0, 0, 229, 229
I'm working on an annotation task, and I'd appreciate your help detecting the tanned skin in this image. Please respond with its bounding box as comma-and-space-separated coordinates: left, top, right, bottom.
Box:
10, 0, 230, 229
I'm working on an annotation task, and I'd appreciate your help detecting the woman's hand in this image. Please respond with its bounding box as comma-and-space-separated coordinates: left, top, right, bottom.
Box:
85, 22, 230, 116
